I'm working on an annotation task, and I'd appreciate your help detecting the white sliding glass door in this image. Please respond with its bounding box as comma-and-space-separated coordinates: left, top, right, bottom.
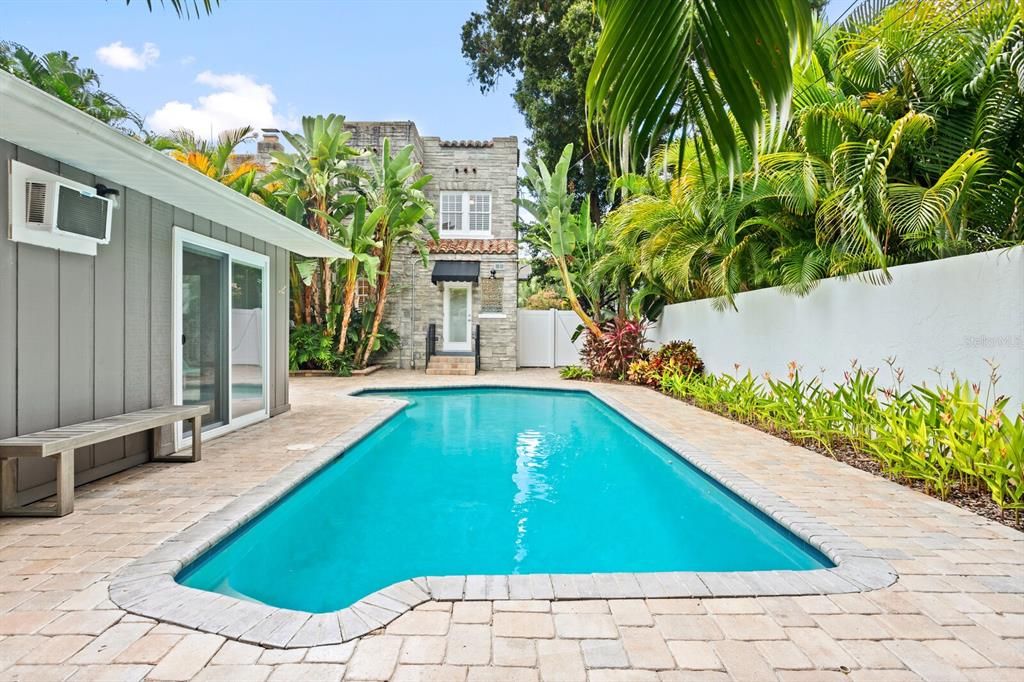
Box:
173, 229, 270, 449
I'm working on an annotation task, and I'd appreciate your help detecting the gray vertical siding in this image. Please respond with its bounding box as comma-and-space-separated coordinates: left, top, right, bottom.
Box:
1, 141, 292, 504
0, 140, 16, 444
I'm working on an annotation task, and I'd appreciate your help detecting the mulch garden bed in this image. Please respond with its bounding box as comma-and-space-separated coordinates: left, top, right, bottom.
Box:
579, 377, 1023, 532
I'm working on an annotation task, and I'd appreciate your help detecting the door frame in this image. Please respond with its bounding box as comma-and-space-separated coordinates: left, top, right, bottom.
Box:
172, 228, 271, 452
442, 282, 473, 352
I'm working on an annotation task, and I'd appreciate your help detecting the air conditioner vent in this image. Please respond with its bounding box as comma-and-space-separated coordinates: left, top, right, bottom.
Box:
25, 181, 48, 224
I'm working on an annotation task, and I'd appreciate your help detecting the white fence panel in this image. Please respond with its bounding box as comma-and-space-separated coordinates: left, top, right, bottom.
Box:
554, 311, 585, 366
517, 309, 556, 367
517, 309, 584, 367
650, 247, 1024, 409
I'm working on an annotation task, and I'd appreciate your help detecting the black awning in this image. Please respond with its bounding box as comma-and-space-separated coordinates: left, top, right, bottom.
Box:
431, 260, 480, 284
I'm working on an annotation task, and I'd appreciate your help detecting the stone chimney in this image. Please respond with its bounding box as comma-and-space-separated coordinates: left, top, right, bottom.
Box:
257, 129, 284, 167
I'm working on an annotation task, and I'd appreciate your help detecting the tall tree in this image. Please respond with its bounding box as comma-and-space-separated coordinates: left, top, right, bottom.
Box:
462, 0, 609, 222
356, 139, 437, 368
317, 197, 383, 353
265, 115, 363, 327
517, 143, 604, 337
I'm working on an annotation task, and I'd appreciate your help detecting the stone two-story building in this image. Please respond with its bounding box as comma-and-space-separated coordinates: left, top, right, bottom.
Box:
345, 122, 519, 374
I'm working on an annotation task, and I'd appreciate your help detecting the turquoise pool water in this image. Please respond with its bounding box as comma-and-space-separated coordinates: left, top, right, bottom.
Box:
179, 387, 830, 612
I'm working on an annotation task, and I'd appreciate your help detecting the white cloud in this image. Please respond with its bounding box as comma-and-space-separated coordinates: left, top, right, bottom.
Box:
96, 41, 159, 71
179, 55, 196, 66
149, 71, 297, 136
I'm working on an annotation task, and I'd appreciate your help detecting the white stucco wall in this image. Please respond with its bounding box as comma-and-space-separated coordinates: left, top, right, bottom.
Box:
651, 247, 1024, 410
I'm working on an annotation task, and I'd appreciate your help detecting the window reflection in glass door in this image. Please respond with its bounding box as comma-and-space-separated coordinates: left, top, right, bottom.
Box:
181, 246, 229, 435
231, 262, 266, 419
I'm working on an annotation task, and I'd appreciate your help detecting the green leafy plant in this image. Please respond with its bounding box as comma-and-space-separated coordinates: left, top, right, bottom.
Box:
560, 365, 594, 381
355, 139, 436, 368
652, 362, 1024, 523
289, 324, 343, 374
517, 144, 603, 337
627, 340, 703, 386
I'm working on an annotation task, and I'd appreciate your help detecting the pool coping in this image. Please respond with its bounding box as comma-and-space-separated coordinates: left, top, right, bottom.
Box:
108, 382, 897, 649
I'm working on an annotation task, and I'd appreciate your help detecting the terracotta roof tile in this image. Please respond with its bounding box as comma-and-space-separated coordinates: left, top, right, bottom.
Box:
428, 238, 517, 255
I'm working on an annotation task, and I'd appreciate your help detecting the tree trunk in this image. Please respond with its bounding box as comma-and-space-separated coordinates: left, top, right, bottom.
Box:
359, 272, 390, 368
321, 257, 332, 329
558, 258, 602, 337
617, 279, 628, 321
289, 261, 303, 325
338, 262, 358, 353
303, 279, 314, 325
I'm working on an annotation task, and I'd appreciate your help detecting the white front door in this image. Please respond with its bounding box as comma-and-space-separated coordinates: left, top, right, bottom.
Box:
443, 283, 472, 352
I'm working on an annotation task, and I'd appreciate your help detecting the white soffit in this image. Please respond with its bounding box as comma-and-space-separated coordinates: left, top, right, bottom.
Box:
0, 71, 350, 259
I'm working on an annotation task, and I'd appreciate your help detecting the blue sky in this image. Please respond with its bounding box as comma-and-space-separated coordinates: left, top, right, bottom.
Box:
2, 0, 526, 144
4, 1, 851, 145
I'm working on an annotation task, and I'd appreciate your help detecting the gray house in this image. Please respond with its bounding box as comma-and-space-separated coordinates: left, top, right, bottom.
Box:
345, 122, 519, 374
0, 71, 347, 507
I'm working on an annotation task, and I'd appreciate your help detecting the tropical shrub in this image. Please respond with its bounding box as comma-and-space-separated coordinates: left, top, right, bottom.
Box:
594, 0, 1024, 313
524, 289, 569, 311
289, 315, 398, 376
580, 319, 648, 379
289, 324, 345, 373
559, 365, 594, 381
656, 364, 1024, 521
627, 340, 704, 386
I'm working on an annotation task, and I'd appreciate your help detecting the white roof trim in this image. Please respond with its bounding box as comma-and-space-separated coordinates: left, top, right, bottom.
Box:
0, 71, 350, 259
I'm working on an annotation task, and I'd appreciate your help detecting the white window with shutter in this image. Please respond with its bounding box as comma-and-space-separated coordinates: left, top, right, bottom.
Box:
439, 191, 491, 236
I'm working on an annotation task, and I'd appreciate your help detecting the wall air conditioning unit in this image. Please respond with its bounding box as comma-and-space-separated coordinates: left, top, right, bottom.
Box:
8, 159, 114, 256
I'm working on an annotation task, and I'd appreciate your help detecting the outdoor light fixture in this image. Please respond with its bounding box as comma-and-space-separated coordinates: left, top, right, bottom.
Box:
490, 268, 497, 279
95, 184, 120, 209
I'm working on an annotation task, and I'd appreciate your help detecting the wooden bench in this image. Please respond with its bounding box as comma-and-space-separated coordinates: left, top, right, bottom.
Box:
0, 405, 210, 517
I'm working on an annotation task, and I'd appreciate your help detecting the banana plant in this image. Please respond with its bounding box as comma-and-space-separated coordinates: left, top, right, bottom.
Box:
355, 139, 437, 368
265, 115, 363, 327
517, 143, 603, 337
316, 196, 384, 353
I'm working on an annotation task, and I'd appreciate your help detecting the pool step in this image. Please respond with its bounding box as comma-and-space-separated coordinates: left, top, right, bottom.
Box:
425, 355, 477, 375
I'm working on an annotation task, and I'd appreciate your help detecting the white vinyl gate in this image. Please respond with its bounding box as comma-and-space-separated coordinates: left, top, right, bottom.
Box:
517, 309, 585, 367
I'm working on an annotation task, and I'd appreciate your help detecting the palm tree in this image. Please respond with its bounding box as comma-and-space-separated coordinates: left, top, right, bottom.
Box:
155, 126, 264, 199
127, 0, 218, 18
355, 139, 436, 368
596, 0, 1019, 312
517, 144, 603, 337
265, 115, 363, 327
585, 0, 814, 176
0, 42, 142, 133
317, 197, 383, 353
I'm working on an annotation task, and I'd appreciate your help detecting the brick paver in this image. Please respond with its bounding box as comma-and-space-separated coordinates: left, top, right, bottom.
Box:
0, 371, 1020, 681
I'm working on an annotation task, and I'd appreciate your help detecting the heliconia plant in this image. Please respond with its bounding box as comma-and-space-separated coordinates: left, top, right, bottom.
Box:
649, 362, 1024, 523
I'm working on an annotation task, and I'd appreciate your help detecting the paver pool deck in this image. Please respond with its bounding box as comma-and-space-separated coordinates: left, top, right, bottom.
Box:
0, 370, 1020, 682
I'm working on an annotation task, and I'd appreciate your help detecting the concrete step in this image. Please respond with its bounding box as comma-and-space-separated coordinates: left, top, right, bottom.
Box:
426, 355, 476, 375
428, 356, 475, 365
425, 367, 476, 376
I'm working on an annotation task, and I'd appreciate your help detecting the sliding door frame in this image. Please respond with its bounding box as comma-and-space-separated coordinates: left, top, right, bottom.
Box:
172, 228, 271, 452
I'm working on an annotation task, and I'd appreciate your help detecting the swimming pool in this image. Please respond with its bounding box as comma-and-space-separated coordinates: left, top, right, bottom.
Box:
178, 387, 831, 613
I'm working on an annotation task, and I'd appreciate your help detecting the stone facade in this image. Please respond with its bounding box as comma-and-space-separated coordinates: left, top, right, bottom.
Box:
345, 122, 520, 371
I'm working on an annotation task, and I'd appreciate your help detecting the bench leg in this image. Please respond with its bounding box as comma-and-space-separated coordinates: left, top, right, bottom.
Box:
190, 415, 202, 462
1, 459, 18, 514
150, 426, 162, 461
151, 417, 202, 464
0, 454, 74, 517
55, 451, 74, 516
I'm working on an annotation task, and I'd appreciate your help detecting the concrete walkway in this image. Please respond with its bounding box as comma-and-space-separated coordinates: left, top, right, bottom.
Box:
0, 371, 1020, 681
